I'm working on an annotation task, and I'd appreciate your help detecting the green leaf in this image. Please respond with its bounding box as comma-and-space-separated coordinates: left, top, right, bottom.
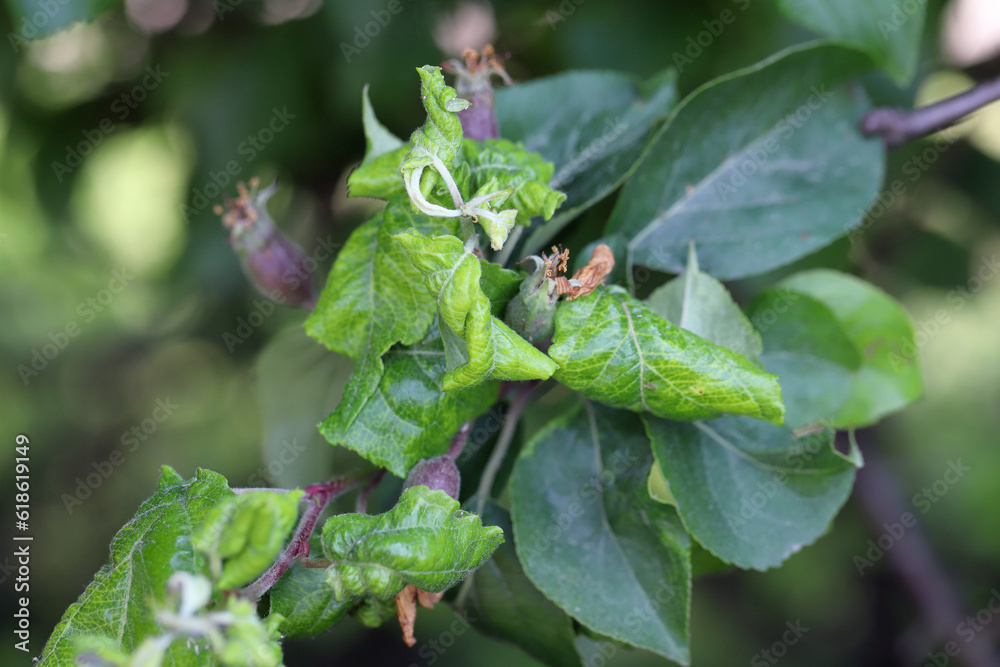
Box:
399, 65, 470, 199
645, 416, 857, 570
606, 43, 884, 280
646, 244, 762, 360
394, 230, 557, 390
495, 69, 678, 254
320, 486, 503, 600
38, 467, 232, 666
465, 501, 580, 667
305, 200, 454, 361
775, 0, 925, 85
647, 462, 676, 506
361, 84, 404, 163
348, 145, 408, 200
746, 287, 861, 429
479, 259, 522, 317
193, 490, 303, 590
5, 0, 120, 40
776, 269, 924, 428
459, 139, 567, 227
319, 325, 498, 477
509, 403, 691, 664
268, 553, 353, 638
549, 285, 784, 424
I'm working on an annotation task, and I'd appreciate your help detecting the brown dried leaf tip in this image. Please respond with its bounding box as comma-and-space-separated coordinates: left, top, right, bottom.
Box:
444, 44, 513, 86
395, 584, 446, 647
551, 243, 615, 300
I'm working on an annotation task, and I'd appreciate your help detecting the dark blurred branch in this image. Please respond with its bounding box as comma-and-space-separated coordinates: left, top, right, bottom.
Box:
861, 75, 1000, 148
854, 442, 1000, 667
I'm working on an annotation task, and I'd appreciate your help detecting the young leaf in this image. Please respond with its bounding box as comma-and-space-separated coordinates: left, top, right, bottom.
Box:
348, 145, 408, 200
193, 489, 303, 590
320, 486, 504, 600
394, 230, 557, 390
605, 43, 884, 280
646, 244, 762, 360
479, 259, 522, 316
495, 69, 678, 254
746, 287, 862, 429
644, 415, 857, 570
361, 83, 405, 162
775, 0, 925, 85
319, 325, 498, 477
465, 501, 580, 667
268, 551, 353, 638
509, 403, 691, 664
549, 285, 784, 424
776, 269, 924, 428
38, 467, 232, 666
305, 200, 455, 361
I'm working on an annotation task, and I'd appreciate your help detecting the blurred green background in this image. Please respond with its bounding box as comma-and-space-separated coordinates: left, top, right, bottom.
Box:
4, 0, 1000, 665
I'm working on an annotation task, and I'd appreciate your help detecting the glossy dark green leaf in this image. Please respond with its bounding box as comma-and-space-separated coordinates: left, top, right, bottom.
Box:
509, 403, 691, 664
496, 69, 677, 254
549, 285, 784, 424
646, 244, 762, 360
606, 43, 884, 280
778, 269, 924, 428
305, 201, 454, 363
775, 0, 925, 84
320, 486, 503, 600
645, 416, 857, 570
319, 325, 498, 477
38, 467, 232, 666
465, 501, 580, 667
746, 287, 861, 429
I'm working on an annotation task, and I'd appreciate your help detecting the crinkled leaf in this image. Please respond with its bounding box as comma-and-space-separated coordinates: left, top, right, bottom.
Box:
510, 403, 691, 664
479, 259, 522, 317
305, 200, 454, 361
606, 43, 884, 280
644, 415, 857, 570
320, 486, 503, 600
775, 0, 925, 85
399, 65, 470, 199
465, 501, 580, 667
647, 244, 762, 360
268, 550, 353, 638
319, 325, 498, 477
193, 489, 303, 590
776, 269, 923, 428
746, 287, 861, 429
38, 467, 232, 666
495, 69, 677, 254
394, 230, 557, 390
460, 138, 567, 227
549, 285, 784, 424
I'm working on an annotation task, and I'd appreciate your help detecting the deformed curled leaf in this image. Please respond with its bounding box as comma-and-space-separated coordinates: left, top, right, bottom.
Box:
549, 285, 784, 423
394, 229, 557, 390
319, 486, 504, 600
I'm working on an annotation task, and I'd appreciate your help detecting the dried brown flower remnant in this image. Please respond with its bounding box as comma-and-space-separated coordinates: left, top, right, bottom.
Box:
554, 243, 615, 300
542, 244, 571, 278
395, 584, 446, 647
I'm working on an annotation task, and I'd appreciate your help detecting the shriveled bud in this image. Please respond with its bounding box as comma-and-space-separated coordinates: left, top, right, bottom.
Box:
216, 178, 318, 310
443, 44, 512, 141
403, 455, 461, 500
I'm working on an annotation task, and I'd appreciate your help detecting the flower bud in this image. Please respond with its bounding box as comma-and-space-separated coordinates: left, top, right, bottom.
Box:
444, 45, 512, 141
504, 255, 559, 344
403, 455, 461, 500
217, 179, 318, 310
